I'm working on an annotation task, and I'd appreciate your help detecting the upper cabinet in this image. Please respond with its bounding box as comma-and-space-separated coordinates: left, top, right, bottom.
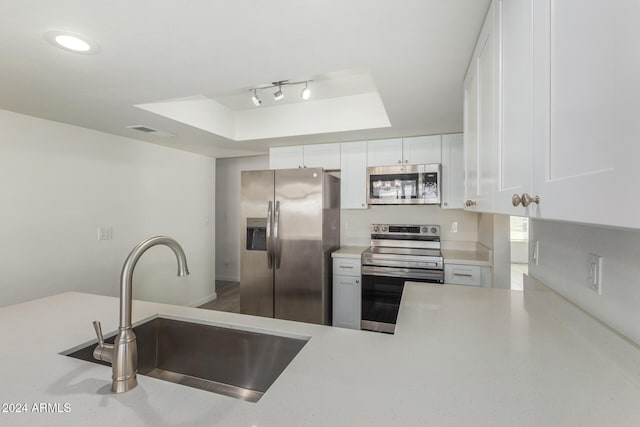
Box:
340, 141, 368, 209
530, 0, 639, 229
366, 138, 403, 167
270, 143, 340, 170
367, 136, 441, 167
463, 0, 499, 213
494, 0, 533, 216
464, 0, 640, 229
403, 135, 442, 165
269, 146, 304, 170
441, 134, 464, 209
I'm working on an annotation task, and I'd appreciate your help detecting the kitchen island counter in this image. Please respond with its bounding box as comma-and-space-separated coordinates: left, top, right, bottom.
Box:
1, 277, 640, 426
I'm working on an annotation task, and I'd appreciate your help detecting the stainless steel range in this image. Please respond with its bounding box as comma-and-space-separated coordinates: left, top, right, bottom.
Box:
361, 224, 444, 333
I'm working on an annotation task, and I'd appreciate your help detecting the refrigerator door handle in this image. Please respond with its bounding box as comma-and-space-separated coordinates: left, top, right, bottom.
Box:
266, 201, 273, 269
274, 200, 281, 269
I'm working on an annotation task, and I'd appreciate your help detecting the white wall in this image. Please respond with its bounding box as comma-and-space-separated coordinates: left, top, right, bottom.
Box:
477, 213, 511, 289
215, 155, 269, 281
341, 206, 479, 246
529, 219, 640, 346
0, 109, 216, 307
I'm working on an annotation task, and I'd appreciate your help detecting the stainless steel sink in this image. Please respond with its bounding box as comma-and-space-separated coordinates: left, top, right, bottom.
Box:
64, 317, 308, 402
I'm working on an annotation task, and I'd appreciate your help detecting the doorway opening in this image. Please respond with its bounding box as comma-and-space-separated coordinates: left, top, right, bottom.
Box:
510, 216, 529, 291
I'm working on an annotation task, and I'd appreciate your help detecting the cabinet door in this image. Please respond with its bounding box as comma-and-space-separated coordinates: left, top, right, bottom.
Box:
494, 0, 534, 216
403, 135, 442, 165
340, 141, 368, 209
367, 138, 403, 167
463, 0, 498, 212
475, 0, 499, 213
332, 275, 361, 330
269, 146, 303, 169
441, 133, 464, 209
532, 0, 639, 229
303, 143, 341, 170
463, 64, 479, 210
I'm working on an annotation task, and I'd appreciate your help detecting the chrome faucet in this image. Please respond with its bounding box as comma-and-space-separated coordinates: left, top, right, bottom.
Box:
92, 236, 189, 393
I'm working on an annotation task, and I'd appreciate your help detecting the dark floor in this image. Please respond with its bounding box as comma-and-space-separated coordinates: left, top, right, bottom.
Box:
198, 280, 240, 313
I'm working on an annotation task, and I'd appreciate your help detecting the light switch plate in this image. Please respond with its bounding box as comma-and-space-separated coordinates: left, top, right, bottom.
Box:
587, 253, 603, 294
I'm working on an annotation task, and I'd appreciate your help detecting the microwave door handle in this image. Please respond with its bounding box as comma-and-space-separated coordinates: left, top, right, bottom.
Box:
418, 172, 424, 200
266, 201, 273, 269
274, 200, 281, 269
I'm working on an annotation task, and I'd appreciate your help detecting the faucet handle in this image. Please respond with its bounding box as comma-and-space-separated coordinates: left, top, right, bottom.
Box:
93, 320, 105, 345
92, 320, 113, 363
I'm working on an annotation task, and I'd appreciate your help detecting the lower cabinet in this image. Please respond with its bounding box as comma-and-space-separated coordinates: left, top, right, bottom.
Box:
332, 257, 361, 330
444, 264, 491, 287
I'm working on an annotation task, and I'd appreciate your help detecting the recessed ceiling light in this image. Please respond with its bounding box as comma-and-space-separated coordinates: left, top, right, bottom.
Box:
44, 30, 100, 55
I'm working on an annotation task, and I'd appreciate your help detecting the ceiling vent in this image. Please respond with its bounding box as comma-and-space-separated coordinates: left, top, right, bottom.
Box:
126, 125, 175, 138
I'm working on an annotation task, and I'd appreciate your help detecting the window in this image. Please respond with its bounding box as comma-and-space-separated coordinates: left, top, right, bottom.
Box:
510, 216, 529, 241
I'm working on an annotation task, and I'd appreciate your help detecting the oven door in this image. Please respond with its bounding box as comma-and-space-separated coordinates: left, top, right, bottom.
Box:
361, 266, 443, 334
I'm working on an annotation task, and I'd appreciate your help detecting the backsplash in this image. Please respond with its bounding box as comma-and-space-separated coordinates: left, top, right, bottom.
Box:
341, 205, 479, 246
529, 219, 640, 346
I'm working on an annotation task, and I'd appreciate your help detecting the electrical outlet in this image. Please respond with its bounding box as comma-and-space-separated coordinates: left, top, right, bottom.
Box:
588, 254, 603, 294
532, 241, 539, 265
449, 221, 458, 233
98, 226, 113, 241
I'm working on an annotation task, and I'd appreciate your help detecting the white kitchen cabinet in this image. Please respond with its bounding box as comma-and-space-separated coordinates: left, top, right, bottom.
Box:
494, 0, 534, 216
332, 257, 361, 330
463, 0, 640, 229
367, 136, 442, 167
301, 143, 341, 169
269, 146, 304, 169
529, 0, 640, 229
463, 0, 499, 213
340, 141, 368, 209
441, 133, 464, 209
366, 138, 403, 167
403, 135, 442, 165
270, 144, 340, 170
445, 264, 491, 287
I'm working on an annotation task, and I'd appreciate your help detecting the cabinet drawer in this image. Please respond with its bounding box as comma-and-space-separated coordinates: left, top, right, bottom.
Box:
333, 258, 361, 277
445, 264, 482, 286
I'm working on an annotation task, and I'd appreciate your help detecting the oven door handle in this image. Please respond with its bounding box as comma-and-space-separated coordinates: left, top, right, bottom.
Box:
361, 265, 444, 282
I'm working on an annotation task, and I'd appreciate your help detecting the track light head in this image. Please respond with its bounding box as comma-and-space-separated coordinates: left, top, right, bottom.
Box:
273, 85, 284, 101
251, 90, 261, 107
300, 82, 311, 100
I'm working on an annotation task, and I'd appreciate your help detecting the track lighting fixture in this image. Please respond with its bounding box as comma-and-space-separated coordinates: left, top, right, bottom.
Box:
300, 82, 311, 100
251, 89, 261, 106
249, 79, 313, 107
273, 84, 284, 101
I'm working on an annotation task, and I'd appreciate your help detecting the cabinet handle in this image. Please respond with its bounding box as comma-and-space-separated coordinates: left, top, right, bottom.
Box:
453, 273, 473, 277
397, 160, 402, 164
521, 193, 540, 207
512, 194, 522, 207
361, 203, 366, 208
443, 202, 448, 207
355, 280, 360, 284
465, 200, 477, 207
404, 160, 408, 164
340, 265, 354, 269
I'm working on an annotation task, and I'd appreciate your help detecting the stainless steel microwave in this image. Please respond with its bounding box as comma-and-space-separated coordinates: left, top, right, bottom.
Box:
366, 164, 441, 205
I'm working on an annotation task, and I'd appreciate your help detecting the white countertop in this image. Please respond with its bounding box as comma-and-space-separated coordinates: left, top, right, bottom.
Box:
1, 278, 640, 426
331, 246, 367, 258
442, 241, 492, 266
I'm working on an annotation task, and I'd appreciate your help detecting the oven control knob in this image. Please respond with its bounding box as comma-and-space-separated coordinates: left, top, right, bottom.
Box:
430, 227, 438, 234
373, 226, 380, 232
381, 226, 388, 232
421, 226, 428, 233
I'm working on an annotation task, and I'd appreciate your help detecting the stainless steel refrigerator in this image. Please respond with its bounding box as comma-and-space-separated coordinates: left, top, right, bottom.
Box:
240, 168, 340, 325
